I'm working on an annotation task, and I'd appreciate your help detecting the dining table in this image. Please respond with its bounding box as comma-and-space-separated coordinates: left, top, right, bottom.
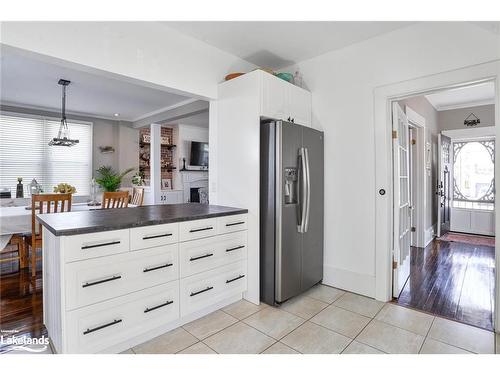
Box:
0, 202, 136, 250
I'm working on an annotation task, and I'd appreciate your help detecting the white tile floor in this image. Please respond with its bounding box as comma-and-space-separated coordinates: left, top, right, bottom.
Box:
118, 284, 498, 354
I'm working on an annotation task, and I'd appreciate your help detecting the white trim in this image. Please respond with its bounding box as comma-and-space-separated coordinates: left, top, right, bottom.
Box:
0, 109, 93, 126
405, 105, 426, 249
406, 106, 426, 127
322, 265, 376, 298
431, 99, 495, 112
374, 60, 499, 334
130, 98, 198, 123
442, 126, 496, 140
1, 101, 125, 122
424, 225, 435, 248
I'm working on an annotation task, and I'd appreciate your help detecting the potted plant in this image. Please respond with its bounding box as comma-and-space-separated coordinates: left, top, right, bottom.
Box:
95, 166, 134, 192
131, 172, 143, 186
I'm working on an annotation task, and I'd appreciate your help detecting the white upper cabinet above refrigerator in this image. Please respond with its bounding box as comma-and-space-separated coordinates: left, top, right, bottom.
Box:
260, 71, 312, 127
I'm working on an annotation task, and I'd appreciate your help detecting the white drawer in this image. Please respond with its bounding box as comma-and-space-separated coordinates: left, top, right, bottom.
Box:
179, 218, 218, 241
65, 244, 179, 310
180, 260, 247, 316
66, 281, 179, 353
130, 223, 179, 251
62, 229, 130, 263
179, 231, 247, 278
217, 214, 248, 235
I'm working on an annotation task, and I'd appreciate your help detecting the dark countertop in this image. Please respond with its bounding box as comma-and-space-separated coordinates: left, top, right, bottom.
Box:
37, 203, 248, 236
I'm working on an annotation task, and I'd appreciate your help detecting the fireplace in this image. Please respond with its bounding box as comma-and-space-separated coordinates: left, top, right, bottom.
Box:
181, 170, 208, 204
190, 187, 209, 204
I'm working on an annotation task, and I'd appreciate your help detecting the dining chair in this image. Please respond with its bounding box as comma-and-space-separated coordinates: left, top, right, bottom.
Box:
28, 193, 72, 277
0, 234, 27, 271
102, 191, 130, 209
130, 187, 144, 206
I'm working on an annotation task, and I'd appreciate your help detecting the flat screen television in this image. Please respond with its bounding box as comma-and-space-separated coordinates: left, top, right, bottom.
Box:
190, 141, 209, 167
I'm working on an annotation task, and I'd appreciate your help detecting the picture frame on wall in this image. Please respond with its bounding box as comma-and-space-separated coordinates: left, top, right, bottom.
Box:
161, 178, 172, 190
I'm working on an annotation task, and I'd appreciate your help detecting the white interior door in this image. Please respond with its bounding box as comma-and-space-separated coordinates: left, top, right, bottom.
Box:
392, 103, 411, 298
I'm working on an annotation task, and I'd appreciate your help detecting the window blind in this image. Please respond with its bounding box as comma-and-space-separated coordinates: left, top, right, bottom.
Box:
0, 112, 92, 196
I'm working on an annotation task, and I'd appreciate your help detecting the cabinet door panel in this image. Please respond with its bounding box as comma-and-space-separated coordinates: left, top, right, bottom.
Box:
288, 85, 312, 127
261, 72, 288, 120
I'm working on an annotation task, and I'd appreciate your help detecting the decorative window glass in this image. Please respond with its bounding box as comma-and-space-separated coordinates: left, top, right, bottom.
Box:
453, 140, 495, 202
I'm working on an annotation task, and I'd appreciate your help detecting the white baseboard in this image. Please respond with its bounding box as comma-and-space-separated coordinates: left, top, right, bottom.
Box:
322, 265, 376, 299
424, 224, 435, 247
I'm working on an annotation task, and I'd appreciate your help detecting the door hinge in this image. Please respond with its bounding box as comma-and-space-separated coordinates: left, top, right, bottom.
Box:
392, 130, 397, 139
411, 139, 416, 145
411, 226, 416, 232
393, 260, 398, 269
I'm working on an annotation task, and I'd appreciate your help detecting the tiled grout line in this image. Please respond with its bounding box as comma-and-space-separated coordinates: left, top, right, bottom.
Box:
338, 304, 384, 354
266, 291, 350, 353
135, 286, 485, 354
176, 339, 214, 354
265, 339, 299, 354
421, 318, 478, 354
417, 315, 435, 354
276, 289, 373, 354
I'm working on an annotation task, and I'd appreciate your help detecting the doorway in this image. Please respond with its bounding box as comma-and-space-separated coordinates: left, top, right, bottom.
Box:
391, 82, 496, 331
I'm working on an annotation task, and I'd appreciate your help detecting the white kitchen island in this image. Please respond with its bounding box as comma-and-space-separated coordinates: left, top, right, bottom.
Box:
38, 203, 248, 354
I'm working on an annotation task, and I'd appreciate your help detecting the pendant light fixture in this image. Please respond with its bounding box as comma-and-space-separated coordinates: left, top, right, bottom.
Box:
49, 79, 79, 147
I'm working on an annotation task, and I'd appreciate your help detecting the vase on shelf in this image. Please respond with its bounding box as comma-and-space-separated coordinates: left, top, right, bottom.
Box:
16, 177, 24, 198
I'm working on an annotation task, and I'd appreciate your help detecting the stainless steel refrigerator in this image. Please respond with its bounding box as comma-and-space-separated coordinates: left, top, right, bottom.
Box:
260, 120, 324, 305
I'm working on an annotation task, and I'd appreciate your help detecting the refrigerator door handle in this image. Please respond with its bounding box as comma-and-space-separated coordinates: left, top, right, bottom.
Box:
304, 147, 311, 233
298, 147, 307, 233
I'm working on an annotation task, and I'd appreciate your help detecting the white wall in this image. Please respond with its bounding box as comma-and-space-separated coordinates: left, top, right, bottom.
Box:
285, 22, 500, 297
0, 22, 256, 100
116, 122, 140, 186
170, 124, 209, 190
438, 104, 495, 131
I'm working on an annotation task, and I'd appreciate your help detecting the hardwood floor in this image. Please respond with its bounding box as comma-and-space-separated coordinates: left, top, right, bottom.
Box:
397, 237, 495, 331
0, 255, 45, 353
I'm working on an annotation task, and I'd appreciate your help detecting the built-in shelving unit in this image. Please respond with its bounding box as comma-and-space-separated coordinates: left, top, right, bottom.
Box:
139, 127, 176, 184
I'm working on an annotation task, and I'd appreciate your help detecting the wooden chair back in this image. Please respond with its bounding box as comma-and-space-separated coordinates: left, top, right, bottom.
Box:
31, 193, 72, 238
130, 187, 144, 206
102, 191, 130, 209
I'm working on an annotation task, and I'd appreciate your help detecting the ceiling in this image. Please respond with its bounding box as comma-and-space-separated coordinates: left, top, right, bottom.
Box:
166, 111, 209, 127
164, 21, 414, 69
0, 48, 193, 121
425, 82, 495, 111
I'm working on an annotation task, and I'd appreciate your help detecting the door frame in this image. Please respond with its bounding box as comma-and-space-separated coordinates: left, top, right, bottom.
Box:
405, 106, 426, 248
373, 60, 500, 332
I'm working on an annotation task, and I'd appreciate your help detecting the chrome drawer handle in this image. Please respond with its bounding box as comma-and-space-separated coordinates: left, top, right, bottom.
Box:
226, 245, 245, 253
190, 286, 213, 297
190, 253, 214, 262
189, 226, 213, 233
143, 233, 172, 240
83, 319, 122, 335
82, 275, 121, 288
81, 240, 121, 250
143, 263, 173, 273
226, 221, 245, 227
144, 300, 173, 313
226, 274, 245, 284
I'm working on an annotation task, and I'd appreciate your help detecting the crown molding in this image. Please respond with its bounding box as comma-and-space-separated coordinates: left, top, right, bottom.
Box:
432, 99, 495, 112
